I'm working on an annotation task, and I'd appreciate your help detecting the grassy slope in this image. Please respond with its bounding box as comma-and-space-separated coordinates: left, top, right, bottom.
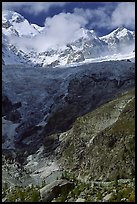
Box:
56, 88, 135, 181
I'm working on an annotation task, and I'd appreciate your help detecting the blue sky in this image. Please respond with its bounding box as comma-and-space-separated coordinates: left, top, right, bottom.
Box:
2, 2, 135, 36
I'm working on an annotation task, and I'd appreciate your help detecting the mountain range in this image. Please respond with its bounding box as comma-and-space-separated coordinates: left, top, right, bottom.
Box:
2, 10, 135, 67
2, 9, 135, 202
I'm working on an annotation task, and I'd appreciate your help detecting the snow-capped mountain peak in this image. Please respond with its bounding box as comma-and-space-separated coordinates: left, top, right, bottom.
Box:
2, 10, 135, 67
99, 26, 135, 55
76, 28, 97, 39
31, 24, 44, 33
2, 10, 40, 37
2, 10, 25, 24
100, 26, 134, 41
115, 27, 134, 39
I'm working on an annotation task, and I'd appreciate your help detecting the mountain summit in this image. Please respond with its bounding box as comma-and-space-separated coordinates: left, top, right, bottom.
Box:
2, 10, 135, 67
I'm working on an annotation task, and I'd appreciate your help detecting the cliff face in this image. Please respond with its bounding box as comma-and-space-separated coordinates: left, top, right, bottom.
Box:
40, 60, 135, 140
56, 88, 135, 181
2, 61, 135, 202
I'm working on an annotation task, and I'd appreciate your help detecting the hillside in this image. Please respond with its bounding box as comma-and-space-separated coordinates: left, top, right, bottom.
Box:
56, 88, 135, 180
2, 88, 135, 202
52, 88, 135, 202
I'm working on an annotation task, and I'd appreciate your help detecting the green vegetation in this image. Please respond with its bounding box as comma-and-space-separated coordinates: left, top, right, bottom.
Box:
54, 171, 135, 202
58, 88, 135, 181
3, 184, 41, 202
2, 88, 135, 202
110, 186, 135, 202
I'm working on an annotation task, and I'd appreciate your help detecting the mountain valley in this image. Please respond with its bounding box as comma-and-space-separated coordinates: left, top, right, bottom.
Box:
2, 9, 135, 202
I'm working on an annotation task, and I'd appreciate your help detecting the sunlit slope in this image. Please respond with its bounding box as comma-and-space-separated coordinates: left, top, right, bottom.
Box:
57, 88, 135, 181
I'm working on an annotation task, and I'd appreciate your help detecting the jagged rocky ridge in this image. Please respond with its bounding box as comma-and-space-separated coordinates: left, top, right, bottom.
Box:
2, 10, 135, 67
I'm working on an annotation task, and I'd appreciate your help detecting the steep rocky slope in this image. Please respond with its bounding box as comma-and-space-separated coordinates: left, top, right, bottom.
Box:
2, 88, 135, 202
2, 60, 134, 155
56, 88, 135, 182
2, 52, 135, 202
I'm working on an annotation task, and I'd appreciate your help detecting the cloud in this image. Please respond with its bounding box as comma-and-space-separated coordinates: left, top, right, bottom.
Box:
111, 2, 135, 29
30, 12, 88, 52
74, 7, 111, 30
5, 2, 135, 53
74, 2, 135, 31
3, 2, 135, 29
2, 2, 67, 15
11, 11, 88, 52
42, 12, 88, 49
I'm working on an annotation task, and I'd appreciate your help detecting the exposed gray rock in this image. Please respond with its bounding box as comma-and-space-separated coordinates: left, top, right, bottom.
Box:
2, 197, 7, 202
102, 192, 113, 202
2, 95, 13, 116
47, 60, 60, 68
40, 179, 74, 202
2, 95, 22, 122
76, 198, 86, 202
2, 21, 11, 29
5, 110, 21, 123
67, 51, 85, 63
2, 58, 5, 65
42, 61, 134, 137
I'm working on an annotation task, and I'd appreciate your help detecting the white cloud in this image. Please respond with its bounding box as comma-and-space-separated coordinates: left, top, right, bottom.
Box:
11, 11, 88, 52
75, 7, 112, 29
41, 12, 88, 49
2, 2, 135, 29
74, 2, 135, 30
111, 2, 135, 29
4, 2, 135, 53
39, 12, 87, 51
2, 2, 67, 15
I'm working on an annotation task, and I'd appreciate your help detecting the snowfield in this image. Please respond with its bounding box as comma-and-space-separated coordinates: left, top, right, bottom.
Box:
2, 10, 135, 67
56, 52, 135, 68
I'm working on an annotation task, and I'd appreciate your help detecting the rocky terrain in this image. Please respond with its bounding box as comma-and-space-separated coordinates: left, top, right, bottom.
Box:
2, 59, 135, 202
2, 9, 135, 203
56, 89, 135, 181
2, 87, 135, 202
2, 60, 134, 151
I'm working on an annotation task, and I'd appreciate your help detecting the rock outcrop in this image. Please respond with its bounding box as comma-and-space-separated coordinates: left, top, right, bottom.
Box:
2, 95, 13, 116
40, 179, 74, 202
2, 95, 22, 123
42, 61, 134, 139
67, 51, 85, 64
